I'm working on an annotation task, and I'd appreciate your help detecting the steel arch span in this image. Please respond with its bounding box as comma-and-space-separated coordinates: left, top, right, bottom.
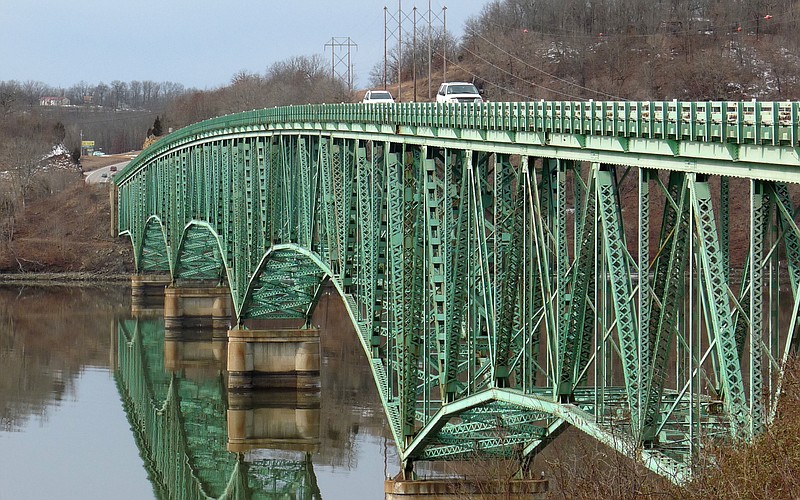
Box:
115, 101, 800, 483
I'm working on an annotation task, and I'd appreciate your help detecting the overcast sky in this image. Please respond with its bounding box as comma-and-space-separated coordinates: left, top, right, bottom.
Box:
0, 0, 488, 90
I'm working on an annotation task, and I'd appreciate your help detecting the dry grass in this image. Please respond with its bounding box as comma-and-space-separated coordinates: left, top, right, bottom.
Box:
680, 357, 800, 499
0, 177, 132, 274
538, 357, 800, 499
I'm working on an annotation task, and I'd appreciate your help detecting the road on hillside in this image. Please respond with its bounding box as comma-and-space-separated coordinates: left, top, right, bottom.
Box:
84, 161, 130, 185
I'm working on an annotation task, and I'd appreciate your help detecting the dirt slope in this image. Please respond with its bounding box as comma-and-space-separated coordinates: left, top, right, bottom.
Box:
0, 178, 133, 275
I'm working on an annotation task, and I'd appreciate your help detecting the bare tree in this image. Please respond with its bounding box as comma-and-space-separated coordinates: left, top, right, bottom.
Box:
0, 136, 50, 208
110, 80, 128, 109
0, 81, 20, 116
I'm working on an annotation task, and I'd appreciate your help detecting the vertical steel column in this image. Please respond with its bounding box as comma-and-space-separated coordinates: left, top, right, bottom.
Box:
520, 157, 546, 390
317, 137, 334, 266
690, 175, 748, 435
642, 172, 689, 442
443, 150, 470, 399
596, 164, 640, 429
328, 141, 342, 273
637, 168, 651, 440
340, 140, 359, 291
371, 143, 388, 357
355, 142, 373, 314
494, 154, 522, 388
386, 145, 411, 442
560, 167, 596, 396
749, 180, 767, 435
232, 138, 248, 303
422, 147, 447, 396
720, 176, 730, 279
297, 136, 312, 248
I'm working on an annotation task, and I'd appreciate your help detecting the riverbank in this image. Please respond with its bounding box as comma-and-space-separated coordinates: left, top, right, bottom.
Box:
0, 272, 131, 285
0, 176, 134, 276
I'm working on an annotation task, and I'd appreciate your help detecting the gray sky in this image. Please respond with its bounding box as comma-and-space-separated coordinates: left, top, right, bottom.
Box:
1, 0, 488, 90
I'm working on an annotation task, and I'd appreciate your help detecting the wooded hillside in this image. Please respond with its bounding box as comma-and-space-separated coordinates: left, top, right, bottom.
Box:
454, 0, 800, 101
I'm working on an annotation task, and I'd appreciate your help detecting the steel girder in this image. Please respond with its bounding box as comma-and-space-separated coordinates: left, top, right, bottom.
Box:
174, 223, 225, 282
138, 216, 170, 273
690, 177, 748, 434
641, 172, 691, 442
116, 104, 800, 483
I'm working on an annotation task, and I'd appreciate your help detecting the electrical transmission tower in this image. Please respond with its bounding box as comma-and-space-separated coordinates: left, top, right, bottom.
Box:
325, 37, 358, 93
384, 1, 447, 101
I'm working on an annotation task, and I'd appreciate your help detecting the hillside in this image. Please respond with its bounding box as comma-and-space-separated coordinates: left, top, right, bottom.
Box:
0, 170, 132, 276
348, 1, 800, 105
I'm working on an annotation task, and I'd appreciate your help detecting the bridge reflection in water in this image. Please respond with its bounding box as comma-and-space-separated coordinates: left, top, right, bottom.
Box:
115, 317, 323, 499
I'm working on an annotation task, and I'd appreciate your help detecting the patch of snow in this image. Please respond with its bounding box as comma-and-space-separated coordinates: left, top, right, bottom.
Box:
43, 143, 69, 160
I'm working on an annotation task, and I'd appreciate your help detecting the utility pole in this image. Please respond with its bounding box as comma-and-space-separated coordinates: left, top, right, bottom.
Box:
413, 6, 417, 102
398, 0, 402, 101
324, 37, 358, 93
384, 7, 388, 90
427, 0, 432, 99
385, 2, 446, 101
443, 6, 447, 82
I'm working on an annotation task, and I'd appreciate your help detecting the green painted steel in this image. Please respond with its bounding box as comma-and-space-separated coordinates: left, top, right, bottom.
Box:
115, 319, 320, 499
116, 101, 800, 484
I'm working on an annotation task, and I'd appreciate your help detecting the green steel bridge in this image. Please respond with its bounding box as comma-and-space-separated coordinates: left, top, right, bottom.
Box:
115, 100, 800, 483
115, 318, 321, 499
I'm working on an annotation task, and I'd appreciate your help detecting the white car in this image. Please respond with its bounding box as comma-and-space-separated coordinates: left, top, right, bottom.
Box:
436, 82, 483, 103
362, 90, 395, 103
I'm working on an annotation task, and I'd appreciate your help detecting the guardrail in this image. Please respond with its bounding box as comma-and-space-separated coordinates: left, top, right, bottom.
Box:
116, 100, 800, 184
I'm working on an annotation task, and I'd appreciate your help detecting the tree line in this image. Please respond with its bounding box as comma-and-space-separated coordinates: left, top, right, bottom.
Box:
162, 54, 348, 130
0, 78, 188, 112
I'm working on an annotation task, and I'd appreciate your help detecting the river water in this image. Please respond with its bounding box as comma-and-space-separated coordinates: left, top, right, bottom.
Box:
0, 284, 398, 499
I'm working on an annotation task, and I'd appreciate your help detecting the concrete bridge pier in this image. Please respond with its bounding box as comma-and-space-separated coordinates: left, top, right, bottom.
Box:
131, 274, 170, 315
227, 389, 320, 453
384, 477, 548, 499
227, 327, 320, 391
163, 284, 231, 330
163, 329, 227, 376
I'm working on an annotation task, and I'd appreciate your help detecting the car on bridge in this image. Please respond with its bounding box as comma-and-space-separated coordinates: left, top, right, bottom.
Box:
435, 82, 483, 103
362, 90, 395, 103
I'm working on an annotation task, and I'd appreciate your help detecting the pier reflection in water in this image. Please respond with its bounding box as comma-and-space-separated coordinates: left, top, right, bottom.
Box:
0, 285, 397, 499
117, 318, 321, 498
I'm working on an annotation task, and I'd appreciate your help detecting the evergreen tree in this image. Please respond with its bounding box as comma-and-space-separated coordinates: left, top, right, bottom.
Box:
152, 116, 162, 136
53, 121, 66, 143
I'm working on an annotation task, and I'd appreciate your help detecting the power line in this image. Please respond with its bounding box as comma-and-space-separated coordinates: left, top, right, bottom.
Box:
325, 37, 358, 93
442, 49, 584, 101
463, 28, 625, 100
385, 2, 446, 100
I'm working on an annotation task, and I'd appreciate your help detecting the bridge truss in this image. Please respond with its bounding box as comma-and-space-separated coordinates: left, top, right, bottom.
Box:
116, 101, 800, 483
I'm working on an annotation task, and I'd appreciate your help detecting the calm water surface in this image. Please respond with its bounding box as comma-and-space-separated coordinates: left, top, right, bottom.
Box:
0, 285, 397, 499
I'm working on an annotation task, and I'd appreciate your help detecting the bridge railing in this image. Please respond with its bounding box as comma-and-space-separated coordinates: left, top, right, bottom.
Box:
116, 100, 800, 184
